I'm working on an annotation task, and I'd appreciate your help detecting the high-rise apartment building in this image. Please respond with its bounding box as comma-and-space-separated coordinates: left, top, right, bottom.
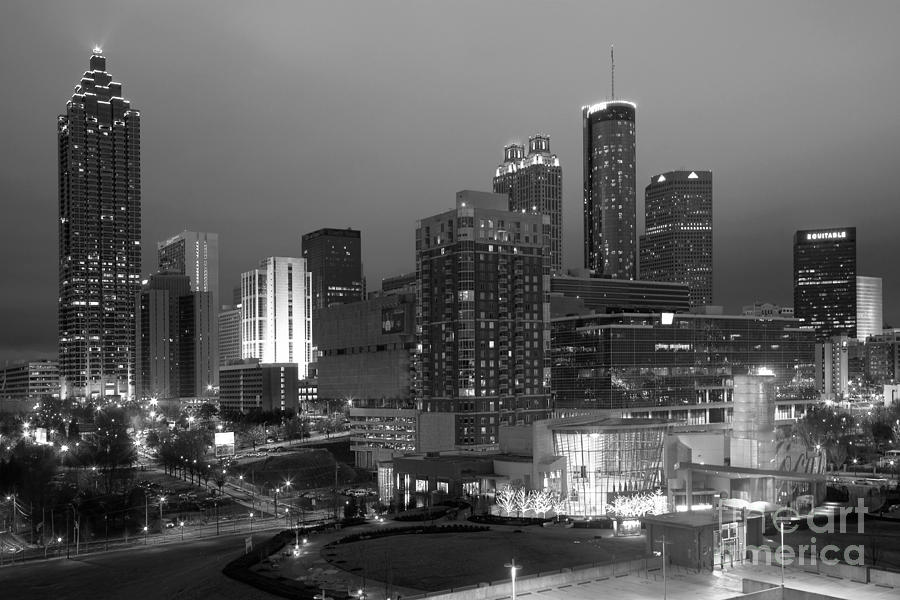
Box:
157, 231, 219, 302
493, 135, 563, 275
58, 49, 141, 400
415, 191, 551, 449
793, 228, 857, 339
640, 170, 713, 307
856, 276, 883, 341
240, 257, 312, 376
582, 101, 636, 279
301, 228, 364, 332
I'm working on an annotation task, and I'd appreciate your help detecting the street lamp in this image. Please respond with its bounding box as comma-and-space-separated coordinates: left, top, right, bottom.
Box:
180, 521, 185, 541
159, 496, 166, 533
504, 559, 521, 600
249, 512, 254, 532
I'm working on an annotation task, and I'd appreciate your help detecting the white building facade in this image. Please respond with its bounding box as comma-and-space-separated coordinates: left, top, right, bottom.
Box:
241, 257, 312, 376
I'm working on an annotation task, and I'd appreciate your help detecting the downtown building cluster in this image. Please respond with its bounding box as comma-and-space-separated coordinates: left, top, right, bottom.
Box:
3, 47, 886, 519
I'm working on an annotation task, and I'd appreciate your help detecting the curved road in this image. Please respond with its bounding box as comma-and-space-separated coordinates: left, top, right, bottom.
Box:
0, 532, 279, 600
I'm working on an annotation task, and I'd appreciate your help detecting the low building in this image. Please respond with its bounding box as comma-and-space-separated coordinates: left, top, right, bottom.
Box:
0, 360, 59, 411
642, 510, 756, 572
298, 378, 317, 413
742, 301, 794, 318
218, 359, 299, 414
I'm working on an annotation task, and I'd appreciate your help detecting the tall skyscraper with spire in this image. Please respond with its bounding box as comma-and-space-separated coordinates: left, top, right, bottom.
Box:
493, 135, 563, 275
582, 47, 637, 279
58, 48, 142, 400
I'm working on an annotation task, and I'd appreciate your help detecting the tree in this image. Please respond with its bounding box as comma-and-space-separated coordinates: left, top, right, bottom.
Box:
197, 402, 219, 421
513, 487, 529, 517
94, 407, 137, 494
794, 406, 854, 469
547, 492, 568, 520
240, 425, 266, 450
530, 489, 554, 519
495, 485, 517, 516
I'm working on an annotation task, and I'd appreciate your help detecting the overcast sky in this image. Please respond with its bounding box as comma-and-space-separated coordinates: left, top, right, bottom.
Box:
1, 0, 899, 362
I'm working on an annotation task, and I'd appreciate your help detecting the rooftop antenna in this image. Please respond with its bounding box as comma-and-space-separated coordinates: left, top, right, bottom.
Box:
610, 44, 615, 100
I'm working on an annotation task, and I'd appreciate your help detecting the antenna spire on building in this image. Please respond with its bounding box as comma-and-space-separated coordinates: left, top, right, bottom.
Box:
610, 44, 615, 100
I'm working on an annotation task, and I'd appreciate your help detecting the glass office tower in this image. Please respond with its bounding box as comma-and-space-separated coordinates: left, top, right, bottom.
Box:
58, 49, 141, 400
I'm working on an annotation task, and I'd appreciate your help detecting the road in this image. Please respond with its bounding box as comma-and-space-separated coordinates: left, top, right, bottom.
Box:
0, 531, 279, 600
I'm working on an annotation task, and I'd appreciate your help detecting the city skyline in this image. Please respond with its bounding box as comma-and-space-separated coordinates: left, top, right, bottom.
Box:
2, 1, 900, 361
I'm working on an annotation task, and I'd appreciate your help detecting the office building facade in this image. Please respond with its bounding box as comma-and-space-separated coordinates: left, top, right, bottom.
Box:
218, 304, 242, 365
0, 361, 60, 406
178, 292, 217, 395
316, 293, 416, 403
640, 170, 713, 307
550, 312, 817, 422
416, 191, 551, 449
157, 231, 219, 304
219, 359, 299, 414
58, 49, 141, 400
493, 135, 563, 275
550, 271, 691, 315
582, 101, 636, 279
381, 272, 417, 296
301, 228, 364, 329
856, 276, 882, 341
793, 227, 856, 339
241, 257, 312, 376
135, 274, 216, 399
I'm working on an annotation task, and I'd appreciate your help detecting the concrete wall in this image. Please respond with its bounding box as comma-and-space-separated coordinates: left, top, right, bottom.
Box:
417, 413, 456, 452
869, 567, 900, 587
403, 557, 662, 600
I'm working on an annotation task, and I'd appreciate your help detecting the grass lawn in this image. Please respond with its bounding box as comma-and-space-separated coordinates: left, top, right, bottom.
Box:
322, 525, 649, 591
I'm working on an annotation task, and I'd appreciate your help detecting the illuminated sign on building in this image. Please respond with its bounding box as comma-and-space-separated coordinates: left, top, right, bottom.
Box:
806, 231, 847, 241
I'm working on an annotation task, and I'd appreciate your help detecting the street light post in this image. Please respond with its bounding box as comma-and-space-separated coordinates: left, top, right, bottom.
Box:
504, 559, 521, 600
180, 521, 185, 541
779, 519, 786, 587
653, 536, 672, 600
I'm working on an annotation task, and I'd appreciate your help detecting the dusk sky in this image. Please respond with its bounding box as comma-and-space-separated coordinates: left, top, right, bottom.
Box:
2, 0, 899, 362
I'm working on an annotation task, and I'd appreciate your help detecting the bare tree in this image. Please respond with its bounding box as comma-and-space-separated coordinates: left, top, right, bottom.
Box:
495, 485, 517, 516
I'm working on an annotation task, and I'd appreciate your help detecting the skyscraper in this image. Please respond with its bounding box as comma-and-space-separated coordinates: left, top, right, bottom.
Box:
856, 275, 883, 341
582, 100, 636, 278
493, 135, 563, 275
415, 191, 551, 450
793, 227, 857, 339
640, 170, 713, 307
58, 48, 141, 400
241, 257, 312, 376
157, 231, 219, 303
301, 228, 364, 332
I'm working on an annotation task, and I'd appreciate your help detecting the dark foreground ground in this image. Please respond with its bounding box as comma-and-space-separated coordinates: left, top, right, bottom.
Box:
0, 531, 279, 600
